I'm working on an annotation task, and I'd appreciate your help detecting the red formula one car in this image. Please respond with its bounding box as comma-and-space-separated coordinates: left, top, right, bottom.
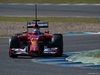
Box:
9, 20, 63, 58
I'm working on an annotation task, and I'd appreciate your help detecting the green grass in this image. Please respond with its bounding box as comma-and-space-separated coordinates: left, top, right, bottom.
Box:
0, 0, 100, 4
94, 54, 100, 57
0, 35, 11, 37
0, 16, 100, 23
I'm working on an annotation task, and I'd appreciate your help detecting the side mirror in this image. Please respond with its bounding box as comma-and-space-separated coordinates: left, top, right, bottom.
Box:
45, 30, 49, 34
22, 31, 27, 34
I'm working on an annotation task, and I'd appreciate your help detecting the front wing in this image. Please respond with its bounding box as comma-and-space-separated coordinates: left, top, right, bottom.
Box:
11, 46, 58, 55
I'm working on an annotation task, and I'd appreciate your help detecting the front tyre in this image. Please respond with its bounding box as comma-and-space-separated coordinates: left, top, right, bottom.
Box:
9, 35, 19, 58
52, 34, 63, 57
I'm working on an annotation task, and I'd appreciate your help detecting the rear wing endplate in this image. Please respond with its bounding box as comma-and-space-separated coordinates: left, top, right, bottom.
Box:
27, 21, 48, 28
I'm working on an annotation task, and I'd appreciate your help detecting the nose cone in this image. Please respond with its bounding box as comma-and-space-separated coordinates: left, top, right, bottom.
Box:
30, 44, 39, 52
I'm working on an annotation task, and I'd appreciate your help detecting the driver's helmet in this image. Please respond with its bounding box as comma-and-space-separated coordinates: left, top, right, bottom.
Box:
33, 28, 41, 35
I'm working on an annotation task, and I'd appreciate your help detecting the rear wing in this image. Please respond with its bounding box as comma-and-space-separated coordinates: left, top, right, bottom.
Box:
27, 21, 48, 28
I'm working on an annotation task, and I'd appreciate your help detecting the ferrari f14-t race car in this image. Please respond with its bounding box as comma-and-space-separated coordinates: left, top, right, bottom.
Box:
9, 21, 63, 58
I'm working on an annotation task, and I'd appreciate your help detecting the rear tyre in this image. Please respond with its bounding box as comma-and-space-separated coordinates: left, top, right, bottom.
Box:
14, 33, 22, 36
52, 34, 63, 57
9, 35, 19, 58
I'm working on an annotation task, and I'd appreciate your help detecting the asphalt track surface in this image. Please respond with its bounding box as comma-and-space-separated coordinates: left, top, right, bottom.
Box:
0, 35, 100, 75
0, 4, 100, 17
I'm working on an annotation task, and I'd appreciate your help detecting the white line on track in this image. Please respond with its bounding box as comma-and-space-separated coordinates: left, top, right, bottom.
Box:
0, 3, 100, 6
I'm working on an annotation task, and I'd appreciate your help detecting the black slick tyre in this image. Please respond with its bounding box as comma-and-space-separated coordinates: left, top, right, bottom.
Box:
9, 35, 19, 58
52, 34, 63, 57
